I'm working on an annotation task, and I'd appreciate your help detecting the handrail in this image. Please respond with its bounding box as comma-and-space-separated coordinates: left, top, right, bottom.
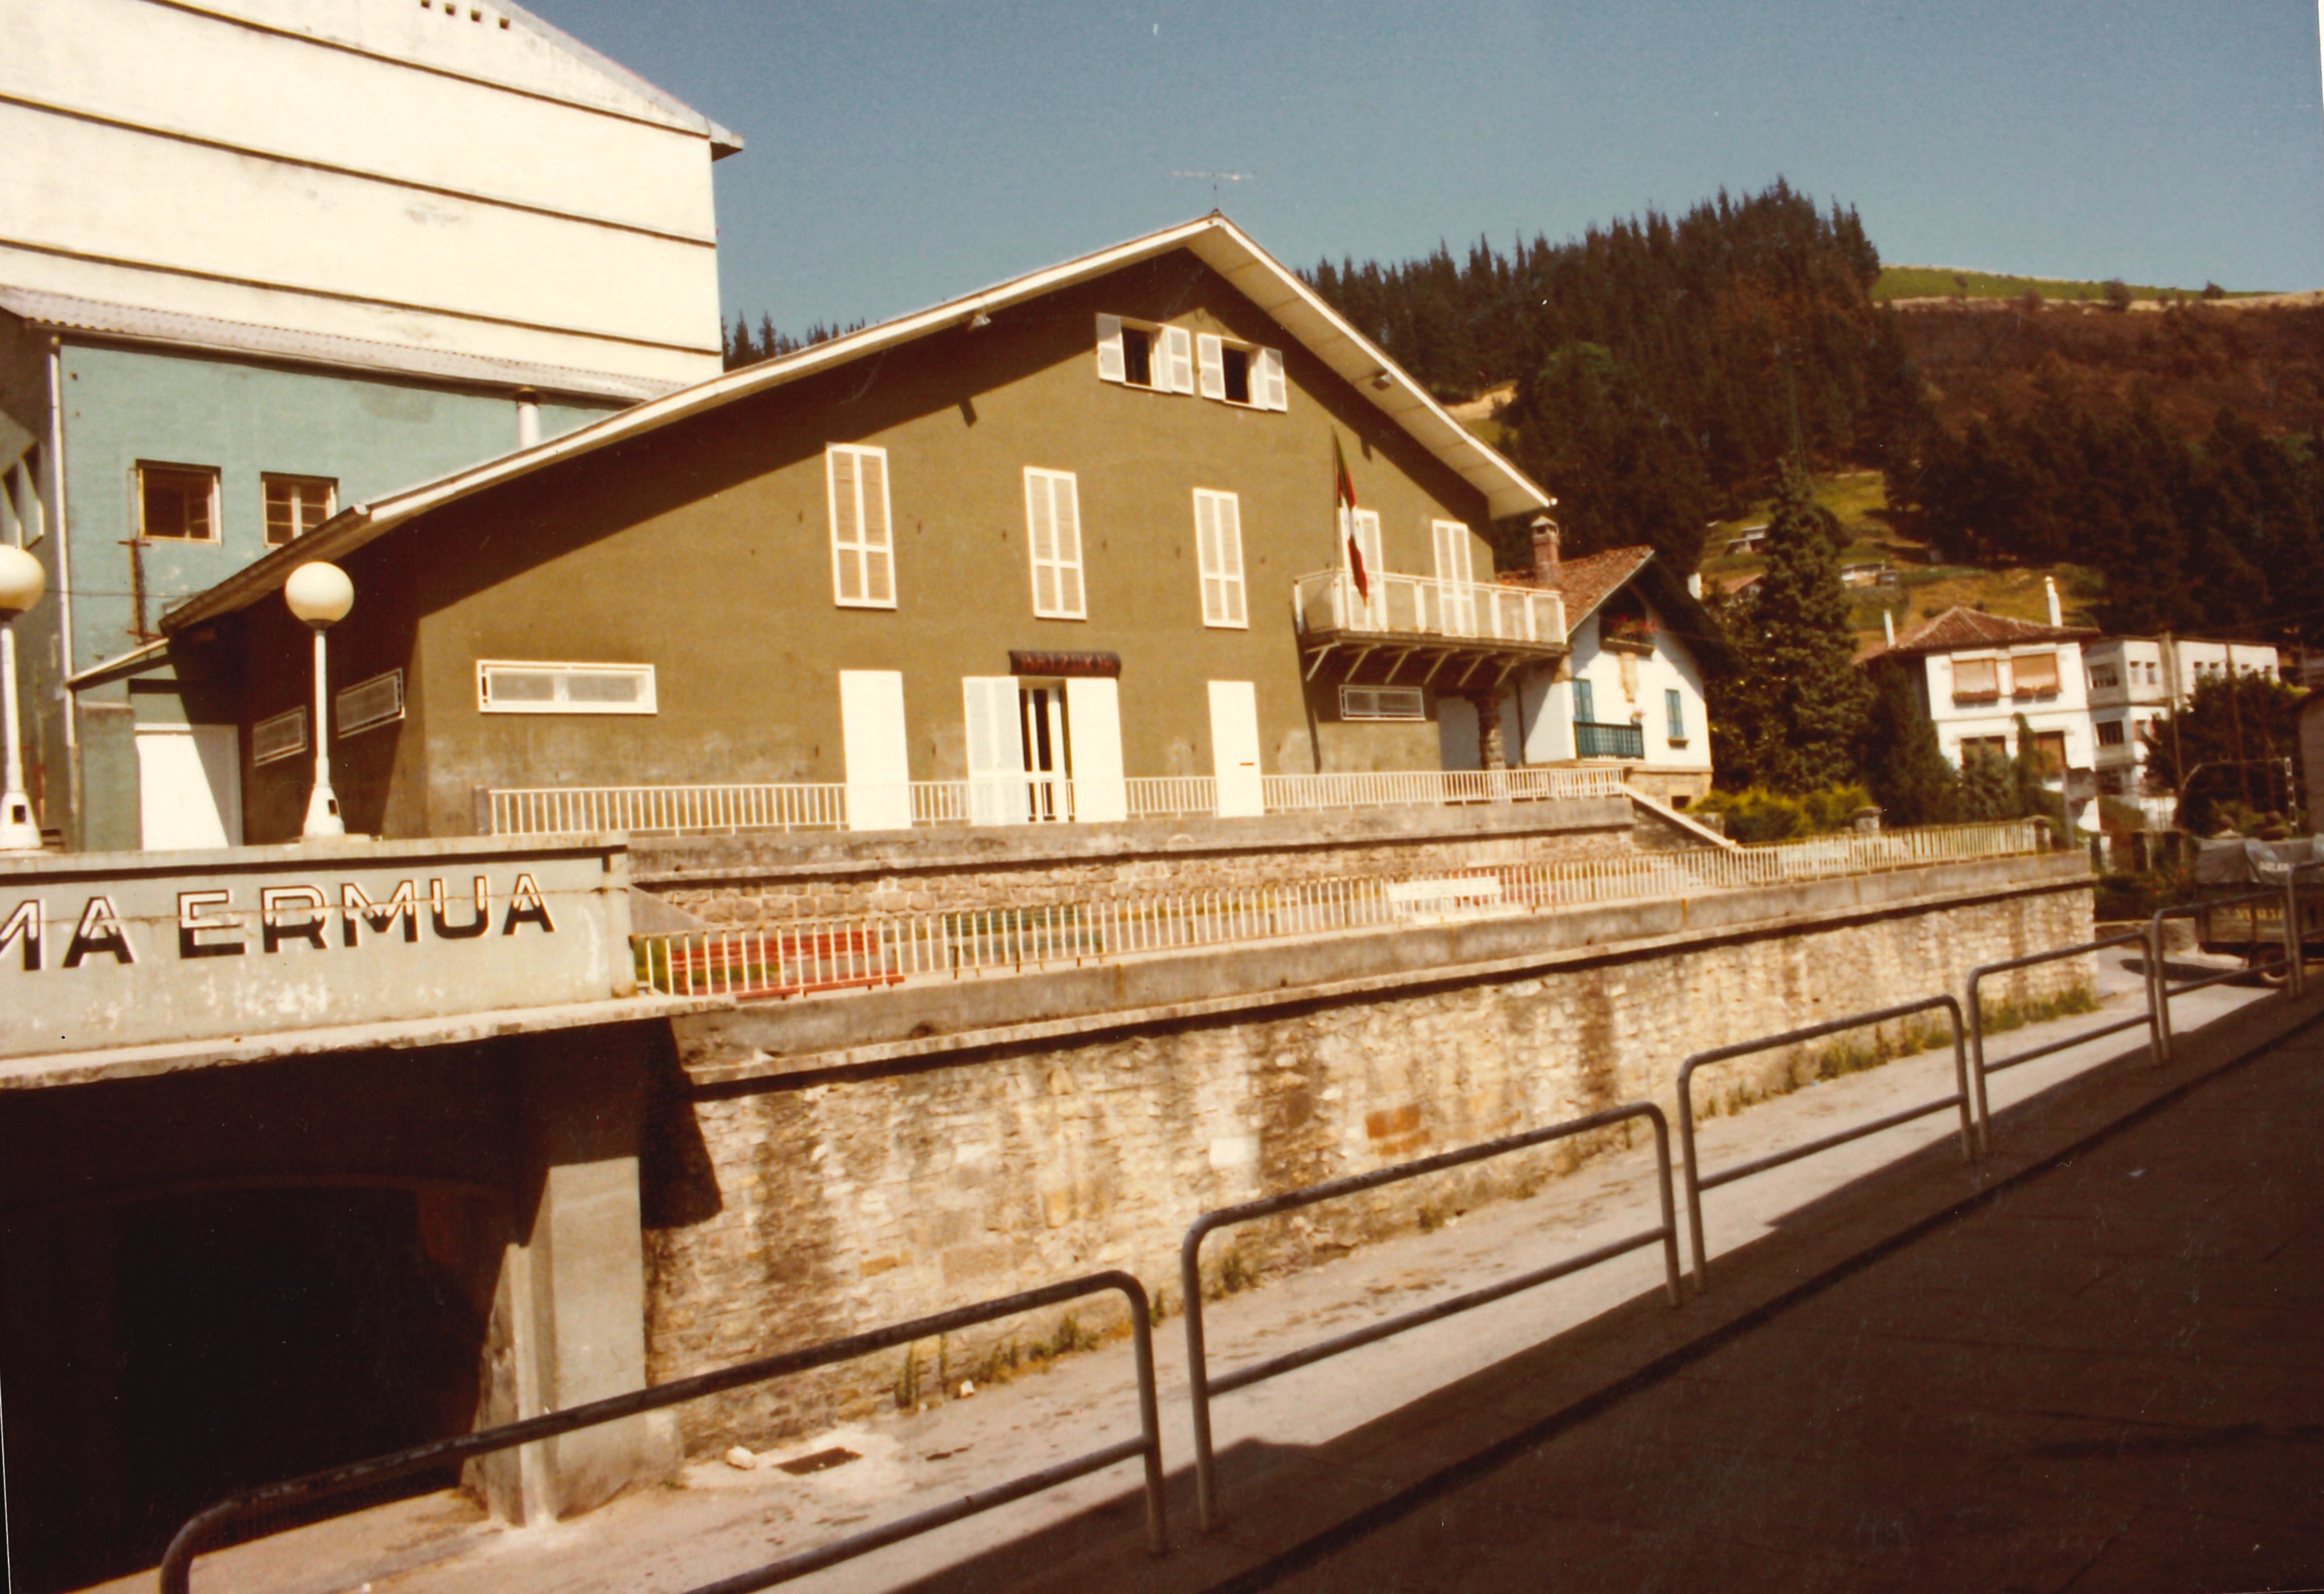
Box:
2146, 871, 2313, 1063
1964, 929, 2161, 1139
1676, 995, 1972, 1292
159, 1272, 1168, 1594
1178, 1101, 1681, 1531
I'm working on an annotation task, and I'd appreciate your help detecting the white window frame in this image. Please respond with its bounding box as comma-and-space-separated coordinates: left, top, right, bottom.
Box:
826, 443, 897, 609
1339, 684, 1424, 721
1022, 467, 1086, 620
336, 668, 405, 738
262, 473, 337, 548
1094, 314, 1191, 394
1192, 488, 1248, 628
476, 660, 658, 715
252, 706, 308, 765
137, 461, 221, 543
1194, 333, 1288, 411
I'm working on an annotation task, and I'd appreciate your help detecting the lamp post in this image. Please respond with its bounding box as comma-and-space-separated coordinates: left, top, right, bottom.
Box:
0, 543, 46, 851
284, 560, 353, 840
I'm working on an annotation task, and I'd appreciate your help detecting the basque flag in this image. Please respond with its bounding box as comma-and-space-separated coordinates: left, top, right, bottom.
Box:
1333, 431, 1368, 600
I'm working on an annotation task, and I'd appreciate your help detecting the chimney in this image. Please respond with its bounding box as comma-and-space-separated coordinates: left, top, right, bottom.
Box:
2044, 576, 2062, 627
1530, 512, 1561, 586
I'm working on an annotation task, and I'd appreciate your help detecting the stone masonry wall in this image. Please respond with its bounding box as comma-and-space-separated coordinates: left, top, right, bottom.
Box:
630, 800, 1638, 928
640, 869, 2091, 1455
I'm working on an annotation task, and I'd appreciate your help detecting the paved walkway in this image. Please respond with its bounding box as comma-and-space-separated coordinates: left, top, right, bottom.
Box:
106, 955, 2317, 1594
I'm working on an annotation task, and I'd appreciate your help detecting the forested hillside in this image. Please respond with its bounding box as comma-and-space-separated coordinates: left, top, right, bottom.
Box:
1306, 183, 2324, 648
1305, 181, 1913, 574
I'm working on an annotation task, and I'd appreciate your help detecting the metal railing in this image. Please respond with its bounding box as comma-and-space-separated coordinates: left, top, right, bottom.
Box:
635, 820, 2048, 1001
1292, 567, 1565, 646
1676, 995, 1974, 1292
1573, 720, 1647, 759
160, 1273, 1168, 1594
1965, 930, 2162, 1137
2148, 878, 2307, 1063
1179, 1101, 1681, 1531
489, 764, 1627, 838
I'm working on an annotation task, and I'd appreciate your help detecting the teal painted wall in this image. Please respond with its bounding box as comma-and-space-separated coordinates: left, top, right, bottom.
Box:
50, 340, 621, 849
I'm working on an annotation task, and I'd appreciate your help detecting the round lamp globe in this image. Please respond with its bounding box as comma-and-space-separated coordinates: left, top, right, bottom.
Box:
284, 561, 354, 628
0, 544, 45, 619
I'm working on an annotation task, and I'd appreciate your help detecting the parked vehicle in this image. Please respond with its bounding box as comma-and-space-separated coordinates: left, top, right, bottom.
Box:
2192, 836, 2324, 983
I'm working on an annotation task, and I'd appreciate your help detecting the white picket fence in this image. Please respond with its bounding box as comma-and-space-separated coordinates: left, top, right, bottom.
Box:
632, 818, 2047, 1004
490, 765, 1634, 839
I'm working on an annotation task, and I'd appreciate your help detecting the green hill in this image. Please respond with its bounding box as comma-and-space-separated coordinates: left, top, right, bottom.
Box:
1872, 265, 2258, 304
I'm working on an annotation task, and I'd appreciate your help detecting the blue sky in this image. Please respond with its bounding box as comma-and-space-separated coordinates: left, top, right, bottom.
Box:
529, 1, 2324, 334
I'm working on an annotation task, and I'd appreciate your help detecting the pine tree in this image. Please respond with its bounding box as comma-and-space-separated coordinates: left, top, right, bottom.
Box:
1856, 660, 1959, 825
1712, 462, 1872, 792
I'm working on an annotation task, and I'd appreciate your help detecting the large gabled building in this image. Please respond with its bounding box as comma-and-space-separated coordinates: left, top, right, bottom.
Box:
0, 0, 740, 852
151, 215, 1572, 845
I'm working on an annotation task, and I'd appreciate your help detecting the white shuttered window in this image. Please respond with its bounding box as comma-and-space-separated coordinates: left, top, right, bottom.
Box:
1193, 489, 1247, 628
1024, 467, 1086, 619
1254, 346, 1288, 410
1161, 326, 1196, 393
1195, 333, 1227, 399
827, 445, 896, 608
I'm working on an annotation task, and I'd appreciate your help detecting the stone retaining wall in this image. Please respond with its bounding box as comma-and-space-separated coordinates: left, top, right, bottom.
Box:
639, 854, 2092, 1455
629, 798, 1642, 927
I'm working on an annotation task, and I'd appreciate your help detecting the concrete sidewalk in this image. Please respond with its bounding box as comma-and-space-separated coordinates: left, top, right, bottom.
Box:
110, 956, 2298, 1594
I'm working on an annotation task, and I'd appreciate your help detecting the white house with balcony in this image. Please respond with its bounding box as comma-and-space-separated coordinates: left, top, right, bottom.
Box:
2084, 634, 2283, 826
1514, 542, 1715, 806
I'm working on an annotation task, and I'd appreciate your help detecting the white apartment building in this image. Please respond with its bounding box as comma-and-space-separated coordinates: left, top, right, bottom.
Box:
2084, 635, 2283, 825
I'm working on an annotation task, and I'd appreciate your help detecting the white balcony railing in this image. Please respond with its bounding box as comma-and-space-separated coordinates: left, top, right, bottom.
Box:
1294, 569, 1565, 648
487, 766, 1631, 840
633, 819, 2050, 1002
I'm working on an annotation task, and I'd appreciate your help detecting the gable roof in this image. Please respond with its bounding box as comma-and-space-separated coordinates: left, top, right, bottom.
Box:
1872, 606, 2096, 660
1553, 547, 1656, 626
159, 213, 1552, 634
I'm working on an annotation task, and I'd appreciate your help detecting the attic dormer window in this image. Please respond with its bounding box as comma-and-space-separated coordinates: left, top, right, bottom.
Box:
1096, 315, 1192, 393
1195, 333, 1287, 411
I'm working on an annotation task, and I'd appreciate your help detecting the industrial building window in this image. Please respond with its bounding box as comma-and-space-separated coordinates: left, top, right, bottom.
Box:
1666, 688, 1686, 744
2096, 718, 2127, 746
826, 445, 895, 608
2010, 651, 2060, 696
1339, 685, 1424, 721
1194, 334, 1287, 410
138, 462, 219, 542
1095, 315, 1192, 393
252, 706, 308, 764
263, 474, 337, 546
1023, 468, 1085, 619
1193, 489, 1247, 627
336, 669, 405, 737
476, 660, 657, 715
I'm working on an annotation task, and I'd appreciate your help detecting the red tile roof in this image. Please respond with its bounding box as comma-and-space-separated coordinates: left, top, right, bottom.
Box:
1499, 544, 1657, 626
1872, 606, 2096, 659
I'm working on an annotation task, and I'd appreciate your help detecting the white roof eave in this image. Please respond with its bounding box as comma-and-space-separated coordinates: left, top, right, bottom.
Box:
160, 215, 1549, 633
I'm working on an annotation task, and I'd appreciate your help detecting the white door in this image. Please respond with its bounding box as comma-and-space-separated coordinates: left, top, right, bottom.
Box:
1064, 677, 1127, 822
839, 670, 911, 832
962, 676, 1026, 825
1208, 680, 1264, 817
1433, 520, 1477, 635
1018, 683, 1069, 821
136, 724, 240, 850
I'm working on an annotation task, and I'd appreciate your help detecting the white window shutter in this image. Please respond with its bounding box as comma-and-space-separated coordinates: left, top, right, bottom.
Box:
1218, 493, 1246, 624
1196, 333, 1227, 399
1095, 314, 1126, 384
1256, 346, 1288, 410
830, 448, 862, 604
859, 451, 892, 603
1026, 473, 1057, 614
1163, 326, 1196, 394
963, 676, 1028, 825
1053, 475, 1084, 616
1195, 493, 1222, 623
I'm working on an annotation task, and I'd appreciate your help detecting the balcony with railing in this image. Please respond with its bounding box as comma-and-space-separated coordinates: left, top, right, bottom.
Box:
1293, 569, 1565, 688
1573, 720, 1647, 760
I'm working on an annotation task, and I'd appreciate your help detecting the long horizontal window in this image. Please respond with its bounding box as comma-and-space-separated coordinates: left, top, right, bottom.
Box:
1340, 685, 1424, 721
477, 660, 657, 715
252, 707, 308, 764
337, 669, 405, 737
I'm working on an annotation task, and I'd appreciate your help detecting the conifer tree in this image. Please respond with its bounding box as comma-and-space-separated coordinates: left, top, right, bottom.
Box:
1710, 462, 1871, 792
1856, 659, 1960, 825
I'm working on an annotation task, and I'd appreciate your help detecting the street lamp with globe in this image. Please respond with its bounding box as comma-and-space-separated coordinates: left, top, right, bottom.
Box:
284, 560, 354, 840
0, 543, 45, 851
